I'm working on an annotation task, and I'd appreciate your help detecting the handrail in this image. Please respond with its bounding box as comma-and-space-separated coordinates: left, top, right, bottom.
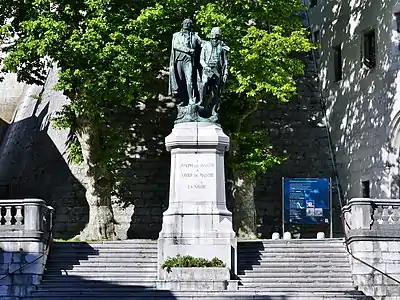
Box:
0, 206, 54, 281
302, 3, 400, 288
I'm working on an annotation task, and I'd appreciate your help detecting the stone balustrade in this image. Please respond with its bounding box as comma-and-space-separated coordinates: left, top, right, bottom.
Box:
0, 199, 53, 298
0, 198, 53, 242
343, 198, 400, 299
1, 202, 24, 228
343, 198, 400, 241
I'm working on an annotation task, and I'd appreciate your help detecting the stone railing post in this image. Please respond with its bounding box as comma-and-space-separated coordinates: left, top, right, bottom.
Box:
342, 198, 373, 233
23, 198, 45, 232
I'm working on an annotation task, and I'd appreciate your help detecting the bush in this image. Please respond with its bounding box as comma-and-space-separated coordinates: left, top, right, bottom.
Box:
161, 255, 225, 272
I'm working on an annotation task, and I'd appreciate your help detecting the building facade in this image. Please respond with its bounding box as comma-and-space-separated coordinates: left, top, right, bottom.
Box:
309, 0, 400, 200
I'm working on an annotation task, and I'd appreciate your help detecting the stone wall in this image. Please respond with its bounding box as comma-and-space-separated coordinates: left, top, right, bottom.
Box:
0, 73, 25, 123
0, 118, 8, 150
253, 54, 341, 238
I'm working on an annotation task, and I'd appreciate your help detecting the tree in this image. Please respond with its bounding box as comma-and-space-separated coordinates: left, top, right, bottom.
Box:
0, 0, 314, 240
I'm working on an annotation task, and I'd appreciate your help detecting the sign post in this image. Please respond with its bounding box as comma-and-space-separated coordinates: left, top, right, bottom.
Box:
282, 177, 332, 238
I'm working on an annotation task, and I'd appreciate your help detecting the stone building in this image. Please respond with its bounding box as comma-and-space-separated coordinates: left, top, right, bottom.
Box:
308, 0, 400, 200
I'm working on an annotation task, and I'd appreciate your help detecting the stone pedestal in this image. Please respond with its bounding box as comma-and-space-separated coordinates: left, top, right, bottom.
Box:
158, 122, 237, 278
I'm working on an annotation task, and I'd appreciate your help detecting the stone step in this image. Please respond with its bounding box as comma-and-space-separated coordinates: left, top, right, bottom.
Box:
238, 245, 347, 250
238, 283, 355, 289
238, 248, 347, 253
238, 271, 352, 278
237, 254, 348, 260
238, 238, 344, 244
238, 251, 348, 255
40, 279, 157, 286
31, 287, 365, 296
239, 239, 345, 243
237, 262, 350, 268
38, 279, 157, 287
44, 268, 157, 275
34, 286, 159, 292
49, 249, 157, 254
238, 268, 351, 274
237, 260, 349, 266
47, 253, 157, 259
23, 296, 372, 300
49, 248, 158, 254
45, 262, 157, 270
52, 240, 157, 247
24, 290, 373, 300
42, 274, 158, 281
240, 277, 352, 283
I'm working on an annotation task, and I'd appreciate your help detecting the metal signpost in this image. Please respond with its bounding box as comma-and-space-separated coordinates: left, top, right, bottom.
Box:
282, 177, 332, 238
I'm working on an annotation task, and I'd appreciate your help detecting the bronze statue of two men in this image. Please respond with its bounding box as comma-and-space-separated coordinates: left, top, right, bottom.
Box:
169, 19, 229, 123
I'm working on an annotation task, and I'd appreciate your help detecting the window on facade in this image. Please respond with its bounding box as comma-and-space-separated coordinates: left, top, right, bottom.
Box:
395, 12, 400, 32
363, 29, 376, 69
361, 180, 370, 198
310, 0, 317, 8
333, 44, 342, 82
313, 30, 321, 43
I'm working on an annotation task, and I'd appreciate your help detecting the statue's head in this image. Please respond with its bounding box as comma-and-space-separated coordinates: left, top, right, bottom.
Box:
182, 18, 193, 31
210, 27, 221, 46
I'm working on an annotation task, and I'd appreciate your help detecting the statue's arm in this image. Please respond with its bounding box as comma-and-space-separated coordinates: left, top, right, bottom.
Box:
195, 33, 203, 46
172, 34, 193, 54
222, 45, 228, 82
200, 45, 207, 68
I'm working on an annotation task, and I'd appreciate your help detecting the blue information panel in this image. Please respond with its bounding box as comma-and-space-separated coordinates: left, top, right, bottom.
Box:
283, 178, 331, 225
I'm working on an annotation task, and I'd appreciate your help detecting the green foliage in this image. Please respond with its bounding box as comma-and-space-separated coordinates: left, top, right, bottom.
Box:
230, 131, 286, 178
0, 0, 314, 181
161, 255, 225, 272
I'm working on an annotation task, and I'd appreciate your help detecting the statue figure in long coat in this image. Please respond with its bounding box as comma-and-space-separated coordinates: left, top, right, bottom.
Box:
169, 18, 202, 106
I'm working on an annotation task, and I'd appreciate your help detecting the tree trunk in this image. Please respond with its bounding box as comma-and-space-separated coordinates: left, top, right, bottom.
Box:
231, 170, 257, 239
76, 121, 116, 240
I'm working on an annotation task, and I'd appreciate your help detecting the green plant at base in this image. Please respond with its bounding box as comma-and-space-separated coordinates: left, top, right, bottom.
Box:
161, 255, 225, 272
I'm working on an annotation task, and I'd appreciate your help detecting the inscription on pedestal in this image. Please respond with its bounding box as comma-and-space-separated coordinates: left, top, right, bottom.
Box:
179, 162, 215, 190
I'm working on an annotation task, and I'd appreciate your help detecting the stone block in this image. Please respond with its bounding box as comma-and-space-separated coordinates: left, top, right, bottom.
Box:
350, 240, 388, 252
271, 232, 280, 240
160, 267, 230, 281
0, 263, 9, 274
351, 260, 386, 274
388, 242, 400, 252
157, 268, 233, 291
283, 232, 292, 240
157, 279, 227, 291
0, 284, 9, 297
385, 262, 400, 274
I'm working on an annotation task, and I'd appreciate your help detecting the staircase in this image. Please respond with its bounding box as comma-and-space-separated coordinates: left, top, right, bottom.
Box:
237, 238, 370, 297
23, 239, 372, 299
26, 240, 159, 299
